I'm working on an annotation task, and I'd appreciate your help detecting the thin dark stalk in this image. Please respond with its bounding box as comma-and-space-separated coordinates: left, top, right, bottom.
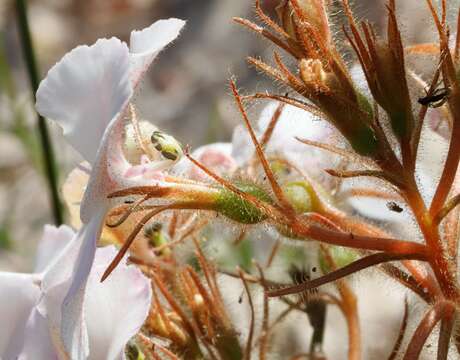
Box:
15, 0, 62, 225
387, 298, 409, 360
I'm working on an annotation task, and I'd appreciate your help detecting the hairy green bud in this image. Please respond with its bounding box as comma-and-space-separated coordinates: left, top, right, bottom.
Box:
215, 182, 272, 224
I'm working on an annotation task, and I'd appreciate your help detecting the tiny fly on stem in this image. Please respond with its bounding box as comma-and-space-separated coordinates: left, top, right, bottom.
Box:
387, 201, 403, 213
418, 87, 450, 108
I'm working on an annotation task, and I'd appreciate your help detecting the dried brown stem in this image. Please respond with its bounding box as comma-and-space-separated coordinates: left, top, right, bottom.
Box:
433, 193, 460, 225
403, 301, 454, 360
437, 309, 455, 360
267, 252, 428, 297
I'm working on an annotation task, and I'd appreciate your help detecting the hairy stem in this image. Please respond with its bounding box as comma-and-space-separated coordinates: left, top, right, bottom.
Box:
403, 301, 454, 360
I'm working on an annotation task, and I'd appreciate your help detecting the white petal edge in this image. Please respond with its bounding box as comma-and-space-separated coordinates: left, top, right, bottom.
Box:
0, 272, 41, 358
60, 208, 107, 359
19, 308, 58, 360
36, 38, 133, 164
85, 246, 152, 360
129, 18, 185, 87
130, 18, 185, 55
35, 225, 76, 273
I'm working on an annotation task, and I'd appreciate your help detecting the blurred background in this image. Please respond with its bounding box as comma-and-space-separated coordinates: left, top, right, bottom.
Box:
0, 0, 449, 271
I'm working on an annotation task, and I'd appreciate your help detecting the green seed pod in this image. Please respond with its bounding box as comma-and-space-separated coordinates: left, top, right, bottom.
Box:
215, 182, 273, 224
319, 246, 359, 274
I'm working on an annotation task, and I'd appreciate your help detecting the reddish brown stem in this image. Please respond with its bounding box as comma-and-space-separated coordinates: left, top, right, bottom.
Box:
267, 252, 428, 297
101, 202, 212, 282
294, 222, 428, 256
404, 187, 459, 300
403, 301, 454, 360
437, 309, 455, 360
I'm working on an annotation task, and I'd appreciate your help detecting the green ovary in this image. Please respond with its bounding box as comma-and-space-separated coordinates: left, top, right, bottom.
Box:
215, 182, 272, 224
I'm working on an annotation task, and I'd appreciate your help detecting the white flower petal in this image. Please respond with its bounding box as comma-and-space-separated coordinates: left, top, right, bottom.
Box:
79, 113, 129, 222
33, 211, 104, 360
129, 18, 185, 87
232, 101, 338, 182
36, 38, 133, 164
258, 102, 333, 151
0, 272, 41, 358
346, 188, 409, 222
85, 246, 152, 360
19, 308, 58, 360
60, 209, 106, 360
231, 124, 253, 166
35, 225, 76, 273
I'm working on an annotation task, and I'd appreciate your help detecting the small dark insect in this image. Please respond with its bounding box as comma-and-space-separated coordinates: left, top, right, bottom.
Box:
418, 87, 451, 108
387, 201, 403, 213
311, 266, 317, 273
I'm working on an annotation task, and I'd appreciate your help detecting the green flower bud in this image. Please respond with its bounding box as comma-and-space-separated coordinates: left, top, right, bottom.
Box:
144, 222, 170, 256
215, 182, 272, 224
283, 181, 317, 214
126, 342, 145, 360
